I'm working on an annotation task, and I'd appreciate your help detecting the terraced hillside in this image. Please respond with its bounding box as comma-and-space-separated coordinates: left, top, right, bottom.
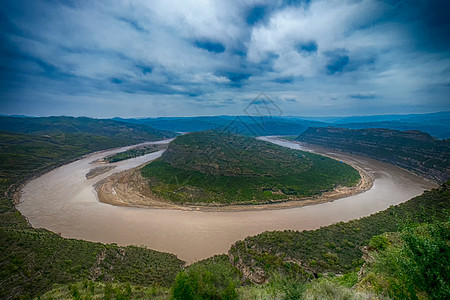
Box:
141, 130, 360, 205
296, 127, 450, 182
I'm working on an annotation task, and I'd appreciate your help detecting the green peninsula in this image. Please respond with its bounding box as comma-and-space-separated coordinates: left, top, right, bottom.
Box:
141, 130, 361, 205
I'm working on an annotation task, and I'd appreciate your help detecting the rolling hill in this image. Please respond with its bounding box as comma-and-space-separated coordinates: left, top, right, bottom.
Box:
140, 130, 360, 205
296, 127, 450, 182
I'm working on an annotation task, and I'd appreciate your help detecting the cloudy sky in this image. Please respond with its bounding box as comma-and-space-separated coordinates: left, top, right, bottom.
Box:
1, 0, 449, 117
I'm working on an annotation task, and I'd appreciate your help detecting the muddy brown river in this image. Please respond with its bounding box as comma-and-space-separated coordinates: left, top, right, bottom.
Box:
18, 137, 437, 263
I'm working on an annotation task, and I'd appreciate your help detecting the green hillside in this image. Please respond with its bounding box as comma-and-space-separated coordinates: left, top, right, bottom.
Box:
141, 130, 360, 205
0, 132, 134, 185
0, 116, 176, 141
0, 227, 183, 299
297, 127, 450, 182
228, 182, 449, 284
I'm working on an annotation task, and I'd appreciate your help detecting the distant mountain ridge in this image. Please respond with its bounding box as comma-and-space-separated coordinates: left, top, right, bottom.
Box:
2, 111, 449, 139
296, 127, 450, 183
2, 112, 449, 138
319, 111, 450, 124
0, 116, 176, 141
114, 111, 450, 139
114, 116, 328, 137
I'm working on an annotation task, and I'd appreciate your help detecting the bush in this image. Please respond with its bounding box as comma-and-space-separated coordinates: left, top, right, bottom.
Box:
171, 255, 240, 300
172, 271, 194, 300
303, 280, 377, 300
369, 235, 389, 251
372, 221, 450, 299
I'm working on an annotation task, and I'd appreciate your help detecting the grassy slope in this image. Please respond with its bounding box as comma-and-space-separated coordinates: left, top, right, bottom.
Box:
141, 130, 360, 204
297, 127, 450, 182
0, 131, 183, 299
229, 182, 449, 282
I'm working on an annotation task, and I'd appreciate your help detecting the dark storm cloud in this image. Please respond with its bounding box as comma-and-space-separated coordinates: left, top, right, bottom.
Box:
0, 0, 449, 117
136, 65, 153, 75
295, 41, 318, 53
349, 92, 377, 100
245, 5, 269, 25
325, 50, 350, 75
380, 0, 450, 52
272, 76, 295, 84
194, 40, 226, 53
215, 71, 252, 86
110, 77, 122, 84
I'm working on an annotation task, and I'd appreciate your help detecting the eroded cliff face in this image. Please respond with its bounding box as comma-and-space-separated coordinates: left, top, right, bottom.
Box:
297, 127, 450, 183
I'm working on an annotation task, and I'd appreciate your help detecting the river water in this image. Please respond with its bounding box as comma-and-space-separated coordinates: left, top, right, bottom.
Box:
18, 137, 437, 263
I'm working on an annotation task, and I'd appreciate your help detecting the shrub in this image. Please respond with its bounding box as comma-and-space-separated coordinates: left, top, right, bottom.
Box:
172, 271, 194, 300
171, 255, 240, 300
304, 280, 372, 300
369, 235, 389, 251
371, 221, 450, 299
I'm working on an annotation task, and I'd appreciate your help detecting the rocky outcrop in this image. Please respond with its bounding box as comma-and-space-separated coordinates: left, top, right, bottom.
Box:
228, 243, 268, 284
228, 241, 315, 285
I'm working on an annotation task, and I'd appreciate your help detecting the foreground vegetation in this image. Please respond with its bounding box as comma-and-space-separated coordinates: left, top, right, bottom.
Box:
0, 227, 182, 298
172, 255, 241, 300
297, 127, 450, 182
357, 221, 449, 299
40, 281, 171, 299
229, 181, 449, 287
141, 130, 360, 205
